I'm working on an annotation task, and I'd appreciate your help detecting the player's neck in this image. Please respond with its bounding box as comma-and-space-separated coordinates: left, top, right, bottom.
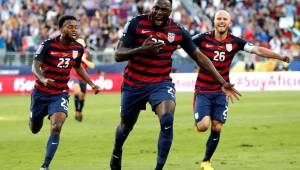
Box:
214, 30, 227, 41
59, 35, 72, 46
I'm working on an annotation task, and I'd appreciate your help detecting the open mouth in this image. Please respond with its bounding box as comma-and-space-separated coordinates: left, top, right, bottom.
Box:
154, 17, 164, 25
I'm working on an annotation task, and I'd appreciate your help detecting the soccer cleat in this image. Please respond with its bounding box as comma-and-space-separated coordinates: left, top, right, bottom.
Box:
75, 114, 83, 122
40, 165, 49, 170
110, 150, 122, 170
200, 161, 214, 170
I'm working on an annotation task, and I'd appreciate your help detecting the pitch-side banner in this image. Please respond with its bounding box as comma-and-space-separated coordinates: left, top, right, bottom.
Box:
0, 72, 300, 95
0, 74, 123, 95
171, 72, 300, 92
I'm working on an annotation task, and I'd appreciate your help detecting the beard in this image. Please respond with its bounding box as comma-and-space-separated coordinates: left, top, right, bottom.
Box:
151, 13, 169, 28
217, 27, 228, 34
63, 34, 75, 42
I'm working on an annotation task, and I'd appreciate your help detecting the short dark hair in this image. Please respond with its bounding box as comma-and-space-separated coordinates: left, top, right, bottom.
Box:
154, 0, 172, 5
58, 15, 77, 29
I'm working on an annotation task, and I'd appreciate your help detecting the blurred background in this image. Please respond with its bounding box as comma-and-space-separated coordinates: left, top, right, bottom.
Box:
0, 0, 300, 75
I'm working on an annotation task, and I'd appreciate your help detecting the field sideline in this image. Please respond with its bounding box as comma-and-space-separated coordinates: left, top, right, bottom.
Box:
0, 92, 299, 170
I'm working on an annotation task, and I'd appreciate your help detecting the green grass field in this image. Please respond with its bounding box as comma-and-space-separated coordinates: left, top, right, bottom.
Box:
0, 92, 299, 170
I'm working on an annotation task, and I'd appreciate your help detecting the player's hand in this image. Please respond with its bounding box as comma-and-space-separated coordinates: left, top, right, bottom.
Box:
139, 36, 164, 54
91, 84, 100, 94
282, 55, 290, 63
40, 78, 55, 86
221, 82, 242, 103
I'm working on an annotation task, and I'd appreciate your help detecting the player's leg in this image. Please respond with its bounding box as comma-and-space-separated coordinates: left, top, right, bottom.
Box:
201, 92, 227, 170
203, 120, 222, 162
200, 120, 222, 170
193, 92, 214, 170
72, 80, 83, 121
148, 82, 176, 170
110, 109, 141, 170
29, 89, 48, 134
194, 93, 212, 132
41, 112, 67, 168
75, 81, 87, 122
154, 100, 175, 170
110, 85, 146, 170
29, 114, 44, 134
41, 93, 69, 169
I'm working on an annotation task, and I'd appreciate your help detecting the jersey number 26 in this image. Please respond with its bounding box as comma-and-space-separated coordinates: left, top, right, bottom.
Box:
213, 51, 225, 62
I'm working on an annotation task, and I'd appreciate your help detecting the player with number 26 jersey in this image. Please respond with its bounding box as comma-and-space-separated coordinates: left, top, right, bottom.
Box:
192, 31, 253, 93
191, 10, 289, 170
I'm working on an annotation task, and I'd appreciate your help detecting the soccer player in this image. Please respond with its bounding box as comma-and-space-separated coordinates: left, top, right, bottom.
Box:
29, 15, 99, 170
192, 10, 290, 170
109, 1, 240, 170
70, 38, 95, 122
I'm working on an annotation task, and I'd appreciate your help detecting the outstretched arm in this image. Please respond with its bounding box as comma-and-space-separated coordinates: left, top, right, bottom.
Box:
251, 46, 290, 63
74, 66, 100, 94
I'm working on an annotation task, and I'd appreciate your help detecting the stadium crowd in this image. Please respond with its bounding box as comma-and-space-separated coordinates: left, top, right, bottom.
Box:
0, 0, 299, 69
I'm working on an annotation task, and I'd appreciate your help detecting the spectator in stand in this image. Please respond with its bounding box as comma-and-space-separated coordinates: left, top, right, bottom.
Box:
0, 0, 299, 68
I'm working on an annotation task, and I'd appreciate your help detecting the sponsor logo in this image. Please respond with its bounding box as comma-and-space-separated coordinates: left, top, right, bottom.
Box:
206, 44, 213, 48
14, 78, 35, 92
69, 76, 114, 91
112, 155, 119, 158
93, 76, 113, 90
141, 30, 151, 34
164, 126, 172, 130
50, 51, 59, 55
51, 51, 69, 57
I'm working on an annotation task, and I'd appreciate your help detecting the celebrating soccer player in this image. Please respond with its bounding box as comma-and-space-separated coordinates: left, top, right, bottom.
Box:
70, 37, 95, 122
192, 10, 290, 170
29, 16, 99, 170
109, 1, 240, 170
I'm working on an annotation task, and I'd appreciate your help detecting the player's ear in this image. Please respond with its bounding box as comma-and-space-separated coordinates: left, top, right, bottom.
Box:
229, 20, 232, 27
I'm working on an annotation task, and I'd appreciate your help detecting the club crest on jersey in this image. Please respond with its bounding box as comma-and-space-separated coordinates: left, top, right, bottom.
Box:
167, 33, 175, 42
72, 50, 78, 59
226, 43, 232, 52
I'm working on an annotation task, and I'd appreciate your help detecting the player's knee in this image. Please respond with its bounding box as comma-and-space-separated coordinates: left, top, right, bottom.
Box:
29, 122, 42, 134
79, 93, 85, 100
51, 122, 63, 134
196, 121, 210, 132
160, 113, 174, 138
160, 113, 174, 128
120, 123, 133, 134
195, 116, 211, 132
211, 125, 222, 132
30, 127, 41, 134
211, 122, 222, 132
